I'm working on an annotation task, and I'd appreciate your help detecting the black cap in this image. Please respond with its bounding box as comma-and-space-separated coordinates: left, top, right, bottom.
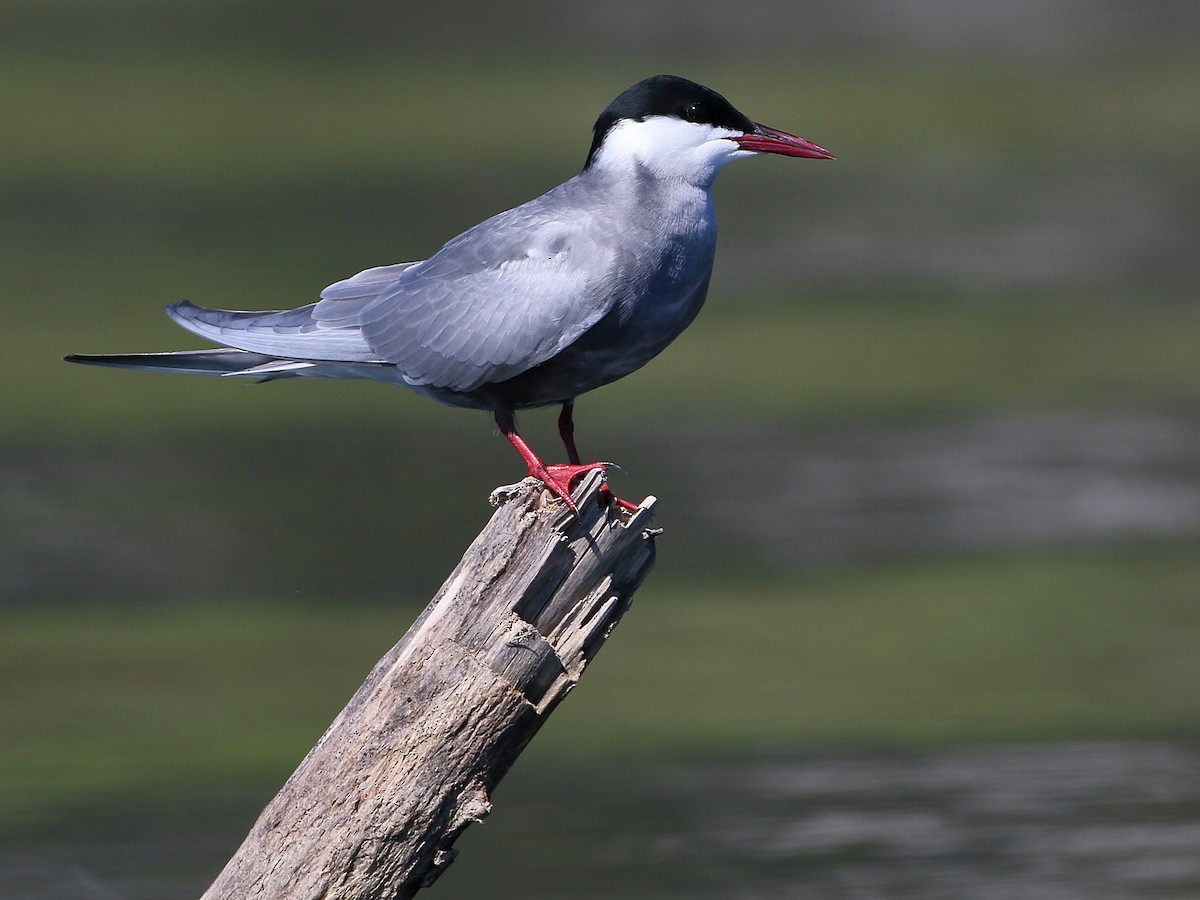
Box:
585, 75, 755, 169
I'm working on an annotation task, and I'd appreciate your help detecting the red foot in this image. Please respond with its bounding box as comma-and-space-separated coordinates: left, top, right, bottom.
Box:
533, 461, 637, 514
496, 410, 638, 515
599, 483, 640, 513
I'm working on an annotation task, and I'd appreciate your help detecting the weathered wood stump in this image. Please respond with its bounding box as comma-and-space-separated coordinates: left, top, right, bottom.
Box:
202, 471, 658, 899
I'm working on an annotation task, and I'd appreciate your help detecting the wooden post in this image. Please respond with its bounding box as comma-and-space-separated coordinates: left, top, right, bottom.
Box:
201, 471, 658, 899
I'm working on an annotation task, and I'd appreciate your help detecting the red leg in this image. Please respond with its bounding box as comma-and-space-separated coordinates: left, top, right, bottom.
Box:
558, 400, 581, 465
556, 401, 638, 511
495, 410, 605, 514
495, 409, 638, 513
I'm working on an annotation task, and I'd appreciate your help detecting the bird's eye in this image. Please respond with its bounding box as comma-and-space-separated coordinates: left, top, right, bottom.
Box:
681, 102, 709, 124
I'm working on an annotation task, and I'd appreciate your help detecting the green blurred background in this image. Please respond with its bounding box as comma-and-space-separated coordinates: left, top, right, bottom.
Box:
3, 0, 1200, 896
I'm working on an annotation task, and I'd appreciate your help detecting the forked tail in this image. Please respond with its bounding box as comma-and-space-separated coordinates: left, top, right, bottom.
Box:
64, 349, 316, 381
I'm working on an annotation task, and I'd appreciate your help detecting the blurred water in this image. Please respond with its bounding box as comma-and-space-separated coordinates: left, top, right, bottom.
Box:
4, 4, 1198, 896
6, 410, 1198, 603
720, 164, 1200, 299
5, 742, 1199, 899
6, 0, 1198, 58
687, 410, 1200, 566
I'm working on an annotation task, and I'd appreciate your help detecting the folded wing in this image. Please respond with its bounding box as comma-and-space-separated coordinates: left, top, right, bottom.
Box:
357, 198, 620, 393
167, 184, 621, 395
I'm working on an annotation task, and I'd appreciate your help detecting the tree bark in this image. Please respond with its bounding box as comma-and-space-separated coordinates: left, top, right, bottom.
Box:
201, 471, 658, 899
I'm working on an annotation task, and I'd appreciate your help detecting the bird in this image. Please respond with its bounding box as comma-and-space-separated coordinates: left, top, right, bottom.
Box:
66, 74, 833, 513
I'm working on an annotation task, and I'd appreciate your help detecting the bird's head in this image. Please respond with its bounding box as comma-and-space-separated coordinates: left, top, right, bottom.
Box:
584, 74, 833, 184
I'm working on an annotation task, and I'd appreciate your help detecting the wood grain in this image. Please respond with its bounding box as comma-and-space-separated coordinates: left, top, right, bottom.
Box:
202, 471, 658, 899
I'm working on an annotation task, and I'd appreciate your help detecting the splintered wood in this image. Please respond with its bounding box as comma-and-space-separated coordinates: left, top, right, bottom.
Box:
202, 471, 657, 900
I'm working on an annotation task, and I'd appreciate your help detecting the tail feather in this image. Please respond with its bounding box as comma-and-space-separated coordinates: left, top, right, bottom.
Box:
64, 349, 306, 380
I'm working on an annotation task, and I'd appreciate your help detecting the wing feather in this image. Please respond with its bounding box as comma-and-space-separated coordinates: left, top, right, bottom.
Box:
166, 301, 383, 361
163, 262, 425, 360
358, 183, 622, 393
164, 176, 628, 394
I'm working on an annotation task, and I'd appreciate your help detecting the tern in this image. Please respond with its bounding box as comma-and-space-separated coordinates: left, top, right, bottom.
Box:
67, 74, 833, 512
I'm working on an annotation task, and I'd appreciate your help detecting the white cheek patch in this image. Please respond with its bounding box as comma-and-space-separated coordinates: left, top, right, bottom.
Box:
592, 117, 745, 183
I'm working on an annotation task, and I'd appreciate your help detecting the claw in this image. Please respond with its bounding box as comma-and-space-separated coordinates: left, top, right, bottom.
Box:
537, 461, 609, 514
532, 462, 634, 514
496, 409, 638, 515
599, 483, 639, 512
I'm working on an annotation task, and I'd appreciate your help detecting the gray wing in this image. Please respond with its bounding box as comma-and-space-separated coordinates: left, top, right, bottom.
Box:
314, 261, 424, 318
167, 184, 624, 392
165, 262, 422, 361
356, 191, 622, 393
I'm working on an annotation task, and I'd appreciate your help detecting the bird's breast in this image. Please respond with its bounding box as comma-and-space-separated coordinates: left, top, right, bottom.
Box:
461, 176, 721, 410
490, 244, 715, 410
